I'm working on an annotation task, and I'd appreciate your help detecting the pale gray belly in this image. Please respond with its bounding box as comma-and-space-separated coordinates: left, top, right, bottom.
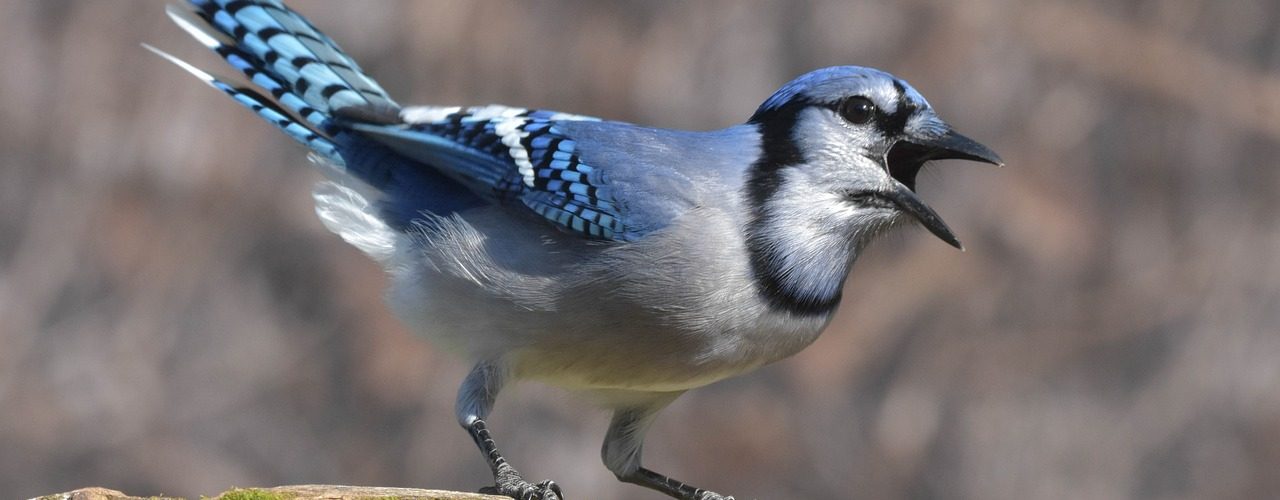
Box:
385, 205, 834, 393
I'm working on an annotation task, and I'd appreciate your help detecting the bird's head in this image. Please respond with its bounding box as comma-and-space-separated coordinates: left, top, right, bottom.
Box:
746, 66, 1001, 250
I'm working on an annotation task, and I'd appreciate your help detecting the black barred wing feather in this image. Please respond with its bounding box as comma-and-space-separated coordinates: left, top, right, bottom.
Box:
158, 0, 661, 237
163, 0, 652, 241
355, 106, 634, 241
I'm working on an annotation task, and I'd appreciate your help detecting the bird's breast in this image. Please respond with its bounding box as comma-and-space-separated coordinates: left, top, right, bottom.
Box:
386, 202, 838, 394
508, 206, 838, 392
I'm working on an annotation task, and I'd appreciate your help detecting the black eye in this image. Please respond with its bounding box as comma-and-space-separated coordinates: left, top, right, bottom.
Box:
838, 96, 876, 125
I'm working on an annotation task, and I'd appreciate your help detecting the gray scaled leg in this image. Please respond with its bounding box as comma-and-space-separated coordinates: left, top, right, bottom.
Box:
602, 393, 734, 500
457, 361, 563, 500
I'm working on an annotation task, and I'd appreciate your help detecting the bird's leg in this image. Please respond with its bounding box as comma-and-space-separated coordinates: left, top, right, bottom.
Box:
624, 469, 734, 500
603, 396, 735, 500
468, 419, 563, 500
458, 361, 563, 500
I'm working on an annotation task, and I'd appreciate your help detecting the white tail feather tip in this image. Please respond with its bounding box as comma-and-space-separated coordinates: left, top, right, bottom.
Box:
143, 43, 218, 86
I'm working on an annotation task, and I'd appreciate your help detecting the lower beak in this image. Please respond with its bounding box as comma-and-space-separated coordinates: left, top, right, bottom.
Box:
882, 127, 1002, 250
882, 184, 964, 250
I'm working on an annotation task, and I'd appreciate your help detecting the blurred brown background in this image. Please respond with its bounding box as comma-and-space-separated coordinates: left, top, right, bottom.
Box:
3, 1, 1279, 499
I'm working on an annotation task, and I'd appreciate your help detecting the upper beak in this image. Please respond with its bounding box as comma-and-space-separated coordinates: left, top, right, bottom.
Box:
881, 126, 1002, 250
909, 128, 1004, 166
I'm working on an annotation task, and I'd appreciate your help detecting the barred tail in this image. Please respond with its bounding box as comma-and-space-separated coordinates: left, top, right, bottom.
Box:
152, 0, 405, 173
181, 0, 399, 124
146, 43, 346, 164
156, 0, 400, 150
155, 0, 486, 231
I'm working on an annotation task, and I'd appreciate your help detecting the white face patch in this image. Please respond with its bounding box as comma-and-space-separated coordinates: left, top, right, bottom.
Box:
741, 101, 912, 313
791, 107, 894, 179
754, 163, 901, 307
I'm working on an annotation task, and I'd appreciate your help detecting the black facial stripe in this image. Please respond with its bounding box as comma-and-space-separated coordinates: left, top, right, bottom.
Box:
892, 79, 908, 102
745, 100, 806, 205
743, 102, 842, 317
811, 96, 914, 138
885, 79, 914, 135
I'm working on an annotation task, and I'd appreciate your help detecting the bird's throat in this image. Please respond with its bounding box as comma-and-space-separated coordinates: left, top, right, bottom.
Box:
743, 212, 858, 317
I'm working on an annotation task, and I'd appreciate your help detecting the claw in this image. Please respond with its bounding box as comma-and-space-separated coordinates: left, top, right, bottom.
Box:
480, 476, 564, 500
535, 480, 563, 499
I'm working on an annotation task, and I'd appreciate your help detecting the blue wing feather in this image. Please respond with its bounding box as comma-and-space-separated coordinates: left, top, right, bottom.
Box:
355, 106, 639, 241
163, 0, 735, 241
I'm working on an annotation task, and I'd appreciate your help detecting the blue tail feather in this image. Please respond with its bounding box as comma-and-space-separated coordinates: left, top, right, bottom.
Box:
165, 5, 334, 132
154, 1, 487, 229
145, 44, 343, 163
186, 0, 399, 122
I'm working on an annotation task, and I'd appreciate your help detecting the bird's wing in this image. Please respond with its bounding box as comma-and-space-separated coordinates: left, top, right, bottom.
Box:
351, 106, 704, 241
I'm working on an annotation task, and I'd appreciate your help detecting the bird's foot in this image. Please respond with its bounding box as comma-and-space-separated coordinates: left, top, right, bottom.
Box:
480, 465, 564, 500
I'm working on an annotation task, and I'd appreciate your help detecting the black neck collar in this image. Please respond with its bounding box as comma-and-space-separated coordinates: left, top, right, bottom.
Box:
743, 103, 842, 317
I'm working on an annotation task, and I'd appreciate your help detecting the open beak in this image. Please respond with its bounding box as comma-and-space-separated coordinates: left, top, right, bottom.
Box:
909, 129, 1004, 166
882, 185, 964, 249
882, 127, 1002, 250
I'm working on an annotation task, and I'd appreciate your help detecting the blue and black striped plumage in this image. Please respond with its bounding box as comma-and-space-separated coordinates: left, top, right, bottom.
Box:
188, 0, 399, 124
373, 107, 624, 239
159, 0, 641, 241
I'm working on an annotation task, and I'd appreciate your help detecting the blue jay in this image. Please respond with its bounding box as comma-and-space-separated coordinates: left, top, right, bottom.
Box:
151, 1, 1001, 499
